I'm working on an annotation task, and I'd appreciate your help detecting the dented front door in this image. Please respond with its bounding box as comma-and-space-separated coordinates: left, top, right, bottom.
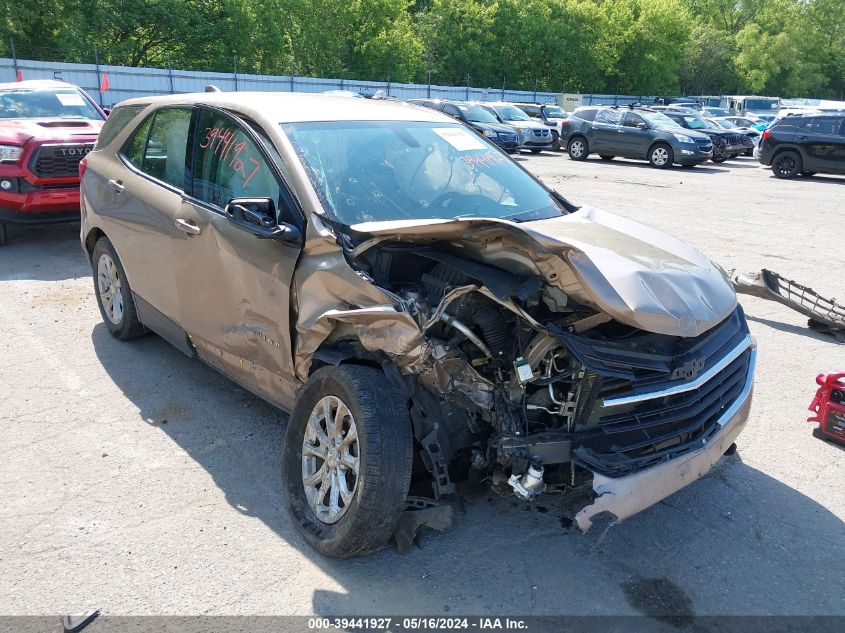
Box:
173, 107, 302, 410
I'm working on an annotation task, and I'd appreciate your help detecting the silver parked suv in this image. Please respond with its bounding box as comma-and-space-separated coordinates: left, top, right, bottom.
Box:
80, 92, 754, 557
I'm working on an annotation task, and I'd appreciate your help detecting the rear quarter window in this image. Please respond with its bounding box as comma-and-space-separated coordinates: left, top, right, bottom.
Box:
95, 105, 146, 150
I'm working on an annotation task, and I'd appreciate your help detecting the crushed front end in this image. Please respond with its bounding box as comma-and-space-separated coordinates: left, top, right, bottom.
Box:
297, 210, 755, 531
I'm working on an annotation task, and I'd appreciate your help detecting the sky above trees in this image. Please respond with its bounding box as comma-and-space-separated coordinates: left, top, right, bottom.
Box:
3, 0, 844, 98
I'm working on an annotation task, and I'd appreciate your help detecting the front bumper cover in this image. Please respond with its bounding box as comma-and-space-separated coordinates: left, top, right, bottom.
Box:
575, 345, 756, 532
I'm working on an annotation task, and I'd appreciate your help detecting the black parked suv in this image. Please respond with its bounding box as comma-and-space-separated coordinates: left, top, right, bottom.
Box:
565, 106, 713, 168
408, 99, 520, 153
758, 112, 845, 179
662, 112, 746, 162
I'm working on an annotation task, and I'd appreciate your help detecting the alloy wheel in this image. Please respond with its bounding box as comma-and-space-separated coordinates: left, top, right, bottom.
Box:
97, 253, 123, 325
569, 140, 585, 158
651, 147, 669, 166
301, 395, 360, 524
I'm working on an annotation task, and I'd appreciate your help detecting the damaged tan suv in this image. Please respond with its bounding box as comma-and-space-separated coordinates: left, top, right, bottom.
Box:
80, 93, 756, 557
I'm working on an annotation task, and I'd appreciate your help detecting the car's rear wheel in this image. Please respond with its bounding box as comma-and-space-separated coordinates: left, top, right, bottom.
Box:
648, 143, 673, 169
680, 163, 697, 168
599, 155, 615, 161
551, 131, 560, 151
283, 364, 413, 558
772, 151, 801, 179
567, 137, 588, 161
92, 237, 146, 340
530, 148, 542, 154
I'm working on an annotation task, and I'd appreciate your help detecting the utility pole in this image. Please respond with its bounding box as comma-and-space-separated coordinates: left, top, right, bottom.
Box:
233, 57, 239, 91
465, 74, 470, 101
501, 74, 506, 101
427, 70, 432, 98
167, 61, 174, 94
10, 39, 18, 80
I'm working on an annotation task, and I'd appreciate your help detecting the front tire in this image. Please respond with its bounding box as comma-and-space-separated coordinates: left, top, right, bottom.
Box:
648, 143, 673, 169
551, 131, 560, 151
772, 151, 802, 179
567, 136, 588, 161
283, 365, 413, 558
599, 155, 615, 161
92, 237, 145, 340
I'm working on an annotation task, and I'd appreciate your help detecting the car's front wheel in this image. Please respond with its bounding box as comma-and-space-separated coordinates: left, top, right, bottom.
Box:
648, 143, 673, 169
567, 137, 588, 161
772, 151, 802, 179
92, 237, 146, 340
551, 131, 560, 151
283, 365, 413, 558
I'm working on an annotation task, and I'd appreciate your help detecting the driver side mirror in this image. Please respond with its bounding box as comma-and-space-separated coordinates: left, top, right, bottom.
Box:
637, 122, 649, 130
224, 197, 301, 243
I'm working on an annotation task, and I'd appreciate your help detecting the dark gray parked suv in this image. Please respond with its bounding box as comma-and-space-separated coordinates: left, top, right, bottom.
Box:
566, 107, 713, 168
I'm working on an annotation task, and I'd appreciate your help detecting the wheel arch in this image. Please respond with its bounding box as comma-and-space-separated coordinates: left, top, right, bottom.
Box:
645, 139, 673, 161
84, 226, 106, 262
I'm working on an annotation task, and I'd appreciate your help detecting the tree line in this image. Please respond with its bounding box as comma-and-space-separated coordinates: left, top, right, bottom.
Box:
3, 0, 843, 98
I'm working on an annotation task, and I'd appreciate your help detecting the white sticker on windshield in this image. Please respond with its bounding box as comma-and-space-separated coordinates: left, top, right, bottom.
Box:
433, 127, 486, 151
56, 93, 85, 107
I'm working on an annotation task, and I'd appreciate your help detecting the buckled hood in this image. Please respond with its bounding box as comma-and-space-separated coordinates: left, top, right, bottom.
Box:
347, 206, 737, 338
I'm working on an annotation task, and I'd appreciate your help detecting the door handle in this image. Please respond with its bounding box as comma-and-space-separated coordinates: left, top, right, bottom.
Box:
174, 218, 202, 236
798, 135, 808, 141
107, 179, 124, 194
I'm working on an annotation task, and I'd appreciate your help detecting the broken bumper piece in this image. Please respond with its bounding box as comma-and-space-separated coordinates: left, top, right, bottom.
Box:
575, 346, 756, 532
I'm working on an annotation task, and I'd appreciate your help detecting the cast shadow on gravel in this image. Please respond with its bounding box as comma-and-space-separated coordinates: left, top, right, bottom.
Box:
91, 323, 845, 619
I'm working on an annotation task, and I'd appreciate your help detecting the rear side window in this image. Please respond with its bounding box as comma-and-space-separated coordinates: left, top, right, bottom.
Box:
123, 116, 153, 169
192, 108, 281, 211
573, 108, 597, 122
595, 109, 620, 124
807, 116, 843, 135
95, 105, 145, 150
122, 108, 192, 190
777, 116, 814, 132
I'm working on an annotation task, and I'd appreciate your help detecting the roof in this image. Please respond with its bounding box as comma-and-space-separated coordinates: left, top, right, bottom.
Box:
118, 91, 452, 124
0, 79, 81, 91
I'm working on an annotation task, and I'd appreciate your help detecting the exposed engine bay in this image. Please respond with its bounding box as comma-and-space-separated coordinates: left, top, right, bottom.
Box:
311, 221, 755, 523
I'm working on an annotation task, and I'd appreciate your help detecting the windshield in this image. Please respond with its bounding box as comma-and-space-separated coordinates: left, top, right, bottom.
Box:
282, 121, 565, 225
0, 88, 102, 120
714, 118, 737, 129
495, 105, 530, 121
459, 105, 498, 123
746, 98, 778, 111
639, 111, 679, 130
677, 115, 708, 129
542, 106, 566, 118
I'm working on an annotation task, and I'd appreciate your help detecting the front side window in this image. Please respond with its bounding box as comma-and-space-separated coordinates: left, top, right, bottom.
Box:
0, 87, 103, 120
282, 121, 566, 226
622, 113, 645, 128
142, 108, 193, 189
192, 109, 281, 210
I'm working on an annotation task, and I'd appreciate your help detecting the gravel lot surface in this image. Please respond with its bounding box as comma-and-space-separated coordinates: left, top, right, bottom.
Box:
1, 154, 843, 620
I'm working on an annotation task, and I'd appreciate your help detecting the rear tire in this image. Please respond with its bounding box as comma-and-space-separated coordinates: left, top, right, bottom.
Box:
772, 151, 801, 179
92, 237, 146, 340
567, 136, 588, 161
599, 155, 615, 161
530, 149, 542, 154
283, 364, 413, 558
551, 131, 561, 151
648, 143, 673, 169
